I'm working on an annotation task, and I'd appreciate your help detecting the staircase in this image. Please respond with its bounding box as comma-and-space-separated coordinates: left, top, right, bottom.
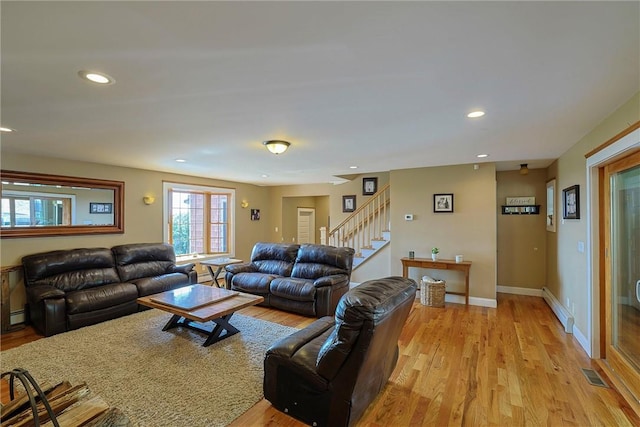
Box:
329, 183, 390, 269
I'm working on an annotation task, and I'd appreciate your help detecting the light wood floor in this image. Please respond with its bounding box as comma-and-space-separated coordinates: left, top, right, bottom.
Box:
2, 294, 639, 426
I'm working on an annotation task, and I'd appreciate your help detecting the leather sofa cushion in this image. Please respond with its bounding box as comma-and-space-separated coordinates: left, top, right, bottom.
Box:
250, 242, 299, 276
270, 278, 316, 302
66, 283, 138, 314
231, 272, 280, 294
291, 244, 354, 280
22, 248, 120, 292
133, 273, 192, 297
112, 243, 176, 282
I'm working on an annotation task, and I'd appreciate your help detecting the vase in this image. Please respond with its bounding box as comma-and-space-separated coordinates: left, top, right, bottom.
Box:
432, 253, 438, 261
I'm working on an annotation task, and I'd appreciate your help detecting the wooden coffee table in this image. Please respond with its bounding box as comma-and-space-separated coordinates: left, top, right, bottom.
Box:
137, 284, 264, 347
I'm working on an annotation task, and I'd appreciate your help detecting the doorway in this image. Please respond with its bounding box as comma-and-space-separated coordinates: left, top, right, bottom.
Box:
297, 208, 316, 244
602, 149, 640, 400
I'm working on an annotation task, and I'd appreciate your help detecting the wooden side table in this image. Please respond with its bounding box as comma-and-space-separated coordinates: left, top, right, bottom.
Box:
401, 257, 472, 305
200, 258, 243, 288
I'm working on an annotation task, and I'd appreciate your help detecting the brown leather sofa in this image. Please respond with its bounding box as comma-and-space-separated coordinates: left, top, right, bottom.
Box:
263, 276, 417, 427
225, 242, 355, 317
22, 243, 197, 337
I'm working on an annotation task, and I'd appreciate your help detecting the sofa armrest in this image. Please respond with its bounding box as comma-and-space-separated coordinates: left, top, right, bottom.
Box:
26, 285, 65, 304
225, 262, 258, 275
313, 274, 349, 288
266, 316, 335, 359
172, 263, 195, 275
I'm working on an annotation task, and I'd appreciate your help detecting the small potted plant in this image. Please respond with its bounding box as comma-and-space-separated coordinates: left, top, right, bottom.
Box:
431, 247, 440, 261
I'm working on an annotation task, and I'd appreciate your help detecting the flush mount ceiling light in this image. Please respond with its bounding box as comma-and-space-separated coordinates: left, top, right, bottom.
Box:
476, 154, 489, 158
467, 110, 485, 118
78, 70, 115, 85
519, 164, 529, 175
0, 127, 15, 132
175, 159, 187, 163
263, 140, 290, 155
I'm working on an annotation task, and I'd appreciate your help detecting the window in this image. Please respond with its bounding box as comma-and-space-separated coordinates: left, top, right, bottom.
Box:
163, 182, 235, 256
1, 191, 74, 227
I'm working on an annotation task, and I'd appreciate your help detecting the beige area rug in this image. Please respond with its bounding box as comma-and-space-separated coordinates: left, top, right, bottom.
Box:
1, 310, 298, 426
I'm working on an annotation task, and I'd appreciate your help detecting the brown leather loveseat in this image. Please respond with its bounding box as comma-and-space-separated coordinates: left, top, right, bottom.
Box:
22, 243, 197, 337
225, 242, 355, 317
263, 276, 418, 426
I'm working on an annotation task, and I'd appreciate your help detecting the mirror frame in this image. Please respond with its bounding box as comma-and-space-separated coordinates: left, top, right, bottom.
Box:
1, 170, 125, 238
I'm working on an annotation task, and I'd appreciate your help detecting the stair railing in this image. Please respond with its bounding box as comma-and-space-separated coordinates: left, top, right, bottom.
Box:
329, 183, 390, 257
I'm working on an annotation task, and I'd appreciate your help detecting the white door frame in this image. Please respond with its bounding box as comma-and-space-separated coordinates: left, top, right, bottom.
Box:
297, 208, 316, 244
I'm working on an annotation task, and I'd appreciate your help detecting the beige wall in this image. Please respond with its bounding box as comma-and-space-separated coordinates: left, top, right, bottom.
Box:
548, 92, 640, 334
496, 169, 547, 288
281, 196, 329, 244
389, 163, 497, 302
1, 152, 273, 312
266, 172, 390, 243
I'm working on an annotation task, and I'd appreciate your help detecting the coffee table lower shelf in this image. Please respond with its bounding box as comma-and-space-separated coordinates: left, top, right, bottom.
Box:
162, 313, 240, 347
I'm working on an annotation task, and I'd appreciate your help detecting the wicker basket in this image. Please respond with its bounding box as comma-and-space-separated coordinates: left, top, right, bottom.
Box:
420, 278, 446, 307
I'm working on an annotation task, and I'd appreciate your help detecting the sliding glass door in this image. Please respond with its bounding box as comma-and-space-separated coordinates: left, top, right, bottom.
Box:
604, 150, 640, 399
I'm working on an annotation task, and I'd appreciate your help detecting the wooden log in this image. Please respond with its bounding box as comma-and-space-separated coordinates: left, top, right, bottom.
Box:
41, 395, 109, 427
0, 381, 57, 422
1, 382, 90, 427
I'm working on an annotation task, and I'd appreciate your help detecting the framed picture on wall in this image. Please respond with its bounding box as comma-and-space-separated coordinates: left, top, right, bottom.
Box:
433, 194, 453, 213
342, 195, 356, 213
89, 202, 112, 214
250, 209, 260, 221
563, 185, 580, 219
362, 177, 378, 195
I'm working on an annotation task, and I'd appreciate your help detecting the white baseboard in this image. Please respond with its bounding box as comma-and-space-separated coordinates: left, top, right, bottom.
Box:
443, 294, 497, 308
497, 285, 543, 297
542, 287, 574, 334
10, 310, 25, 325
573, 324, 590, 355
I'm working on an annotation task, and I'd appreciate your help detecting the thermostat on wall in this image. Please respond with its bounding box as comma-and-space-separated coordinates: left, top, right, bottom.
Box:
404, 214, 414, 221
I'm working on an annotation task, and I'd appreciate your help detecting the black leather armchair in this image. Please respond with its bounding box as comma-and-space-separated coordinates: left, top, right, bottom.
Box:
263, 276, 418, 427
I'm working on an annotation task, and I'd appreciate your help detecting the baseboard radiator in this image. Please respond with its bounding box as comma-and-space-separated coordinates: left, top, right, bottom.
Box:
542, 287, 574, 334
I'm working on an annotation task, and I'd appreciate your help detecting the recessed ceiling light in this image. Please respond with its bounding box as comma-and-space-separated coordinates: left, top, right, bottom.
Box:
350, 166, 358, 169
0, 127, 14, 132
467, 110, 485, 118
261, 174, 269, 178
78, 70, 115, 85
175, 159, 186, 163
476, 154, 489, 158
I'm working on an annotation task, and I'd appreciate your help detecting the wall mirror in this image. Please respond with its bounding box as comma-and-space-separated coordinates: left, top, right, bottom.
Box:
1, 170, 124, 238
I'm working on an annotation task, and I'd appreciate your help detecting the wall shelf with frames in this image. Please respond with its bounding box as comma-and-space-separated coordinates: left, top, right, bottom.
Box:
501, 205, 540, 215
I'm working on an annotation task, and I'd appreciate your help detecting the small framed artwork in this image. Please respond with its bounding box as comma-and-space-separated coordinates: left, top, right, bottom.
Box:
250, 209, 260, 221
342, 195, 356, 213
563, 185, 580, 219
433, 194, 454, 213
89, 202, 113, 214
362, 177, 378, 196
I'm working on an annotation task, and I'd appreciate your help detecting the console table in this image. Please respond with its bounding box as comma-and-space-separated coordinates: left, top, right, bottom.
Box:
401, 257, 472, 305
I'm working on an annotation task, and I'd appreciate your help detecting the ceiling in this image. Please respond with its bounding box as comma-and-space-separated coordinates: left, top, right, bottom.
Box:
2, 1, 638, 186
